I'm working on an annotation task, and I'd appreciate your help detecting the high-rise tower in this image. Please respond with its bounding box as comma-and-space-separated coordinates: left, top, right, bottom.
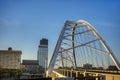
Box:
37, 38, 48, 73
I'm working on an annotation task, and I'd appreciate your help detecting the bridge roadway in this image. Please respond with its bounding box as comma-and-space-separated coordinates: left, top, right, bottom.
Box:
48, 69, 120, 80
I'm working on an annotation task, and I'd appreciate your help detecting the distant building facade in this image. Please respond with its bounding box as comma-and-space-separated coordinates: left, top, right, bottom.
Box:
82, 63, 92, 69
37, 38, 48, 73
22, 60, 39, 74
0, 47, 22, 69
106, 65, 118, 70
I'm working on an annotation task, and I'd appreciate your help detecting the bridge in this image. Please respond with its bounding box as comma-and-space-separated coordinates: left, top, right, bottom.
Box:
47, 20, 120, 80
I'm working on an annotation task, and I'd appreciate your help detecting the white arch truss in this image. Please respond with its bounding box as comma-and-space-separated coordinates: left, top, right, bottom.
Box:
48, 20, 120, 74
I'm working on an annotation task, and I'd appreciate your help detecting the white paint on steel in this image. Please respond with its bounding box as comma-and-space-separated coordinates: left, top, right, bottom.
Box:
48, 20, 120, 74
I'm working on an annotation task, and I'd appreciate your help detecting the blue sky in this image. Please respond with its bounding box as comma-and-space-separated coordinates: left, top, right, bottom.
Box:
0, 0, 120, 63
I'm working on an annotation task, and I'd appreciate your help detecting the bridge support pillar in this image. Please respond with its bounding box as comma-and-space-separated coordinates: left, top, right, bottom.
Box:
76, 71, 78, 80
96, 74, 106, 80
84, 72, 89, 80
65, 70, 67, 76
70, 70, 72, 77
66, 70, 68, 77
96, 74, 100, 80
68, 71, 70, 77
63, 70, 65, 75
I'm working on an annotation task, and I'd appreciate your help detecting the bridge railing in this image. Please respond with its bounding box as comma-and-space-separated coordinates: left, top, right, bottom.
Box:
54, 68, 120, 76
53, 69, 120, 80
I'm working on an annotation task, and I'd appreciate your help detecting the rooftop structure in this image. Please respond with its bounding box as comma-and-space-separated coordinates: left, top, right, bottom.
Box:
0, 47, 22, 69
22, 60, 39, 74
22, 60, 38, 65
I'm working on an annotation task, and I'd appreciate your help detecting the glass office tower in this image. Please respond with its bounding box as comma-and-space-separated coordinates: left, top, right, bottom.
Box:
37, 38, 48, 73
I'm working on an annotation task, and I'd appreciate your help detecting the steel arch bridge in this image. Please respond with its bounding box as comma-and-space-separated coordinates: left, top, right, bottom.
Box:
48, 20, 120, 75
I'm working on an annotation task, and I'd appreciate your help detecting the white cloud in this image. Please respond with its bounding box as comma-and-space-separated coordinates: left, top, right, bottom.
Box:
101, 22, 114, 27
0, 18, 21, 27
95, 22, 114, 27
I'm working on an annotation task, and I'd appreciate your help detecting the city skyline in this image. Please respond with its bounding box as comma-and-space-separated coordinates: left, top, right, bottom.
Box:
0, 0, 120, 63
